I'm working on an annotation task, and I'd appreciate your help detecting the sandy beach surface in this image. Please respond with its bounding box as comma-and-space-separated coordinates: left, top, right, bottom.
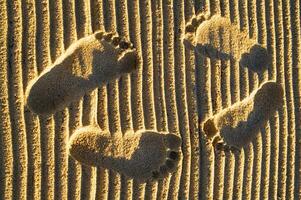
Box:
0, 0, 300, 199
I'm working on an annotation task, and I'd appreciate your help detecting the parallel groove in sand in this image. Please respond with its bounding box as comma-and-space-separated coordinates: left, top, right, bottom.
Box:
115, 0, 135, 199
2, 0, 301, 199
141, 0, 160, 198
0, 1, 13, 200
127, 0, 146, 198
22, 0, 41, 199
290, 0, 301, 199
7, 1, 28, 199
62, 1, 82, 200
265, 1, 280, 199
251, 0, 266, 199
232, 1, 245, 199
282, 0, 296, 198
90, 1, 110, 199
274, 0, 289, 199
195, 1, 215, 200
219, 2, 235, 200
49, 1, 69, 200
138, 0, 158, 199
35, 1, 56, 199
103, 1, 122, 199
208, 2, 225, 200
173, 0, 191, 199
242, 1, 257, 200
260, 0, 274, 199
146, 1, 165, 199
183, 1, 201, 199
74, 1, 98, 199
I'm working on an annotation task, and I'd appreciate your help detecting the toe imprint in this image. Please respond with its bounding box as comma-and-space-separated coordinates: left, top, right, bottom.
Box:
168, 150, 179, 161
152, 171, 160, 179
112, 36, 121, 46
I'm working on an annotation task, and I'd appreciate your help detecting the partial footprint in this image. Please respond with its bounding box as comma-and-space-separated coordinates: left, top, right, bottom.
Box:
68, 126, 182, 181
202, 81, 283, 149
183, 13, 270, 72
25, 31, 139, 115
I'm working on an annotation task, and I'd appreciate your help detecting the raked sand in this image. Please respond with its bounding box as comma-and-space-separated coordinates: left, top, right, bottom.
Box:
0, 0, 300, 200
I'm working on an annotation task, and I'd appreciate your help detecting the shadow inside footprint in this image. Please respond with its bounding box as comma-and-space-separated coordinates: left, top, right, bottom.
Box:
25, 65, 95, 115
195, 43, 232, 60
68, 127, 182, 182
239, 44, 270, 73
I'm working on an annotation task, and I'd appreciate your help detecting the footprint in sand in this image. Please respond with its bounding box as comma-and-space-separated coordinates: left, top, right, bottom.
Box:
68, 126, 182, 181
25, 31, 138, 115
183, 13, 270, 73
201, 81, 283, 151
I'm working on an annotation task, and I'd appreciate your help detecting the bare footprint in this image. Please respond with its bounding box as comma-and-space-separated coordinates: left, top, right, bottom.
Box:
202, 81, 283, 149
25, 31, 139, 115
183, 13, 270, 72
68, 126, 182, 181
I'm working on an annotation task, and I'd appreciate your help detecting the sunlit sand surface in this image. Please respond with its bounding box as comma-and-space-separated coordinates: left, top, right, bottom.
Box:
0, 0, 300, 200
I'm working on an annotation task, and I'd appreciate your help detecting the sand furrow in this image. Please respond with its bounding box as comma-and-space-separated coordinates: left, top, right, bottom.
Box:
62, 0, 77, 47
21, 0, 42, 199
151, 0, 167, 135
172, 1, 192, 199
258, 0, 275, 198
195, 38, 215, 200
290, 0, 301, 199
209, 0, 220, 14
152, 1, 178, 199
209, 20, 225, 200
143, 1, 167, 199
273, 1, 289, 199
263, 1, 281, 199
48, 1, 69, 200
133, 1, 155, 199
207, 5, 225, 200
102, 1, 122, 199
183, 2, 201, 199
229, 0, 240, 103
128, 0, 144, 132
0, 1, 13, 200
35, 1, 56, 199
153, 1, 178, 199
193, 2, 214, 200
241, 1, 260, 199
218, 3, 235, 200
115, 0, 135, 199
127, 1, 147, 199
89, 1, 110, 199
250, 0, 268, 199
74, 1, 98, 199
139, 0, 156, 130
62, 1, 82, 200
7, 0, 28, 199
282, 0, 296, 199
157, 1, 183, 199
228, 1, 246, 200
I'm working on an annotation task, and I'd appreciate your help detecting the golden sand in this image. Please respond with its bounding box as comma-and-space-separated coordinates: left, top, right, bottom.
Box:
0, 0, 300, 200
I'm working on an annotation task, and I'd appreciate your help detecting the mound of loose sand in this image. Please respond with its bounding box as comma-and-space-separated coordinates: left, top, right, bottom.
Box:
0, 0, 300, 200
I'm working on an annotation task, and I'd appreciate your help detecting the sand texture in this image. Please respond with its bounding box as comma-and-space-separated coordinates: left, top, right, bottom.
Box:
0, 0, 300, 200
